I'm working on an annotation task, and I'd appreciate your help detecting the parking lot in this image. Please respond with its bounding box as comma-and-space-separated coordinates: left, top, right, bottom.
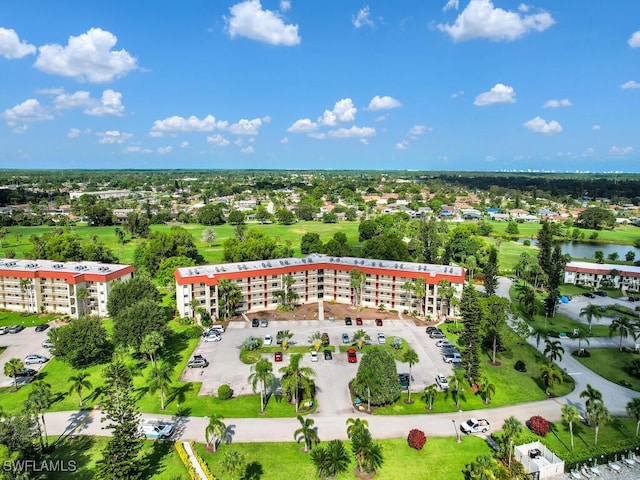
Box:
181, 309, 455, 416
556, 292, 638, 328
0, 325, 53, 387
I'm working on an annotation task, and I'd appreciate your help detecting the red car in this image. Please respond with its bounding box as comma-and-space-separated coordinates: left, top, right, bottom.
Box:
355, 317, 363, 326
347, 349, 357, 363
375, 319, 383, 326
274, 351, 283, 362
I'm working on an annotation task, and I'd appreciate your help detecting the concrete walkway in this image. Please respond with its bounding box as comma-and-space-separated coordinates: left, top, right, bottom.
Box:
182, 441, 208, 480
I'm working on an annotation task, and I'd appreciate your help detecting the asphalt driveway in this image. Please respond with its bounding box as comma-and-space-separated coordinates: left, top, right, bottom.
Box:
0, 325, 53, 387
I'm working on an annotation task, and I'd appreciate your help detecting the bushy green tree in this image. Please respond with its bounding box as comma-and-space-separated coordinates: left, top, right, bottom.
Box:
156, 255, 196, 287
577, 206, 616, 230
54, 317, 112, 368
107, 277, 162, 318
113, 299, 168, 350
353, 346, 401, 406
133, 227, 203, 275
300, 232, 323, 255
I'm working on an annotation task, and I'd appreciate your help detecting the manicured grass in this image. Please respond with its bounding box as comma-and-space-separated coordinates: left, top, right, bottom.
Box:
574, 348, 640, 391
45, 436, 189, 480
0, 310, 58, 327
194, 436, 491, 480
528, 312, 611, 338
337, 338, 409, 361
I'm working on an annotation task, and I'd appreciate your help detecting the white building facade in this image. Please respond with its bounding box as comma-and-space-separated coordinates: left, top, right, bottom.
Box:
563, 261, 640, 291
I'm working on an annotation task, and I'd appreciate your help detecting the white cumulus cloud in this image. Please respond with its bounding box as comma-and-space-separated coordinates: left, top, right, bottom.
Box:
327, 125, 375, 139
124, 146, 152, 154
280, 0, 291, 12
241, 145, 254, 153
180, 141, 190, 148
84, 89, 125, 116
2, 99, 53, 124
97, 130, 132, 144
67, 127, 91, 138
396, 140, 409, 150
621, 80, 640, 89
34, 28, 138, 83
592, 125, 601, 131
0, 27, 36, 59
207, 134, 230, 147
474, 83, 516, 106
543, 98, 572, 108
367, 95, 402, 111
609, 146, 633, 156
225, 0, 300, 46
54, 91, 92, 110
628, 30, 640, 48
409, 125, 430, 136
443, 0, 459, 12
318, 98, 357, 126
353, 6, 375, 29
229, 118, 262, 135
157, 146, 173, 155
523, 116, 562, 135
150, 114, 228, 137
438, 0, 555, 42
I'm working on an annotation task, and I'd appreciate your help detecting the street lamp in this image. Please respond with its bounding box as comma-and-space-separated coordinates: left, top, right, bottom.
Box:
458, 410, 463, 443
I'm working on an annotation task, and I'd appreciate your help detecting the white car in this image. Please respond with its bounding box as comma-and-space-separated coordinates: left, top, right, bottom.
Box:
264, 334, 273, 346
203, 334, 221, 342
25, 354, 49, 365
42, 340, 55, 349
377, 333, 386, 344
460, 418, 491, 434
310, 351, 318, 362
435, 374, 449, 390
436, 339, 454, 348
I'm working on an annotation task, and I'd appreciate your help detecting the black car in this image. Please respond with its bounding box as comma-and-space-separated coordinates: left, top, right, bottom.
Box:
582, 292, 596, 298
593, 291, 608, 297
35, 323, 50, 332
8, 325, 24, 334
345, 317, 352, 326
323, 349, 333, 360
251, 318, 259, 327
426, 326, 438, 334
13, 368, 37, 377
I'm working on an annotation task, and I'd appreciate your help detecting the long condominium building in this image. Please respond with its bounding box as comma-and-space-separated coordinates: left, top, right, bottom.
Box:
0, 259, 135, 318
563, 261, 640, 290
174, 254, 465, 320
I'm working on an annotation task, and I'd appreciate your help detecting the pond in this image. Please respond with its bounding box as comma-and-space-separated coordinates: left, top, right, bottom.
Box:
517, 239, 640, 260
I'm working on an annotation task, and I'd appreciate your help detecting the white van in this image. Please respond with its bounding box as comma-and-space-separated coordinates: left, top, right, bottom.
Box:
140, 419, 175, 439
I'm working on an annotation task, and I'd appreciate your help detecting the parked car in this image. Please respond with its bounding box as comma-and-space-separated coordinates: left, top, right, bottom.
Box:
187, 354, 209, 368
25, 354, 49, 365
12, 368, 37, 378
435, 374, 449, 390
430, 331, 446, 340
203, 334, 221, 342
0, 326, 8, 335
342, 333, 350, 344
260, 319, 268, 328
375, 319, 383, 326
582, 292, 596, 298
377, 333, 386, 344
206, 325, 225, 334
42, 340, 55, 349
356, 317, 363, 325
274, 351, 283, 362
345, 317, 352, 326
140, 419, 175, 439
251, 318, 259, 327
8, 325, 24, 334
398, 373, 410, 389
323, 349, 333, 360
443, 352, 462, 364
310, 351, 318, 362
263, 334, 273, 346
35, 323, 49, 332
442, 346, 459, 355
321, 332, 330, 346
594, 291, 608, 297
436, 339, 454, 348
460, 418, 491, 434
347, 348, 357, 363
425, 326, 438, 334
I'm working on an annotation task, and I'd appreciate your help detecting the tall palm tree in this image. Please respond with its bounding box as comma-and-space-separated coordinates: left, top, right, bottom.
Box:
543, 339, 565, 363
540, 363, 563, 395
561, 404, 581, 451
25, 380, 53, 451
580, 384, 603, 422
279, 353, 316, 412
447, 368, 467, 407
293, 415, 319, 453
140, 331, 165, 369
147, 362, 173, 410
580, 303, 603, 333
422, 384, 438, 411
248, 358, 275, 414
609, 316, 636, 351
205, 414, 226, 453
350, 269, 366, 307
502, 416, 522, 469
515, 282, 537, 320
588, 401, 610, 447
346, 417, 369, 439
574, 327, 590, 353
68, 371, 93, 407
283, 274, 295, 306
4, 358, 24, 391
626, 397, 640, 437
402, 348, 419, 403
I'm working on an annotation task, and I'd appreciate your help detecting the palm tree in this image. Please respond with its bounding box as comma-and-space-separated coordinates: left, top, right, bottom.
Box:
68, 371, 93, 407
350, 269, 366, 306
627, 398, 640, 437
580, 303, 603, 333
293, 415, 319, 453
515, 282, 537, 320
588, 401, 610, 447
543, 339, 565, 363
248, 357, 275, 414
540, 363, 563, 395
402, 348, 419, 403
346, 417, 369, 439
221, 450, 245, 480
502, 416, 522, 469
352, 329, 370, 349
574, 327, 590, 353
283, 273, 295, 306
25, 380, 53, 451
609, 316, 636, 351
147, 362, 173, 410
308, 331, 323, 351
561, 404, 580, 451
447, 368, 466, 407
580, 384, 603, 423
422, 384, 438, 411
478, 377, 496, 405
279, 353, 316, 412
205, 414, 226, 453
4, 358, 24, 391
140, 331, 165, 369
310, 440, 350, 478
350, 424, 383, 474
19, 278, 35, 313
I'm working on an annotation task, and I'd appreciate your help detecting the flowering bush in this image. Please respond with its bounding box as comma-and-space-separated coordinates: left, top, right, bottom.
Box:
528, 415, 550, 437
407, 429, 427, 450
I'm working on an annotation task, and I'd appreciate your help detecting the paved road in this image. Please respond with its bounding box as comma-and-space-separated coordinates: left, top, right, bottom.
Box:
42, 277, 640, 443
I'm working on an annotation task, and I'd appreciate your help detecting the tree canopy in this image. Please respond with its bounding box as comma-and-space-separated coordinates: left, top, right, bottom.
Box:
352, 346, 401, 406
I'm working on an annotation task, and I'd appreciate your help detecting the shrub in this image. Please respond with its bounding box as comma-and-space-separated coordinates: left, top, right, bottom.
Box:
184, 326, 204, 339
242, 336, 261, 351
218, 384, 233, 400
390, 337, 403, 350
528, 416, 549, 437
572, 349, 591, 358
407, 429, 426, 450
514, 360, 527, 372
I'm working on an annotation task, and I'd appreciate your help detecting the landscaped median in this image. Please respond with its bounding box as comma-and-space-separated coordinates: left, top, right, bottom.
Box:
175, 441, 217, 480
573, 347, 640, 392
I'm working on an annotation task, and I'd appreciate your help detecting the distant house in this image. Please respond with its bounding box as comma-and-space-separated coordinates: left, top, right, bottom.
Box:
563, 261, 640, 290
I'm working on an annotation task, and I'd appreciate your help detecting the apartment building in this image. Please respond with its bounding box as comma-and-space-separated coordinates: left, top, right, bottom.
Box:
563, 261, 640, 291
175, 254, 465, 320
0, 259, 135, 318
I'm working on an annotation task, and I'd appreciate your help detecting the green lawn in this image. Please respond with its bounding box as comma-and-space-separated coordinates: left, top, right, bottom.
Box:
45, 436, 189, 480
195, 436, 491, 480
0, 311, 58, 327
574, 348, 640, 391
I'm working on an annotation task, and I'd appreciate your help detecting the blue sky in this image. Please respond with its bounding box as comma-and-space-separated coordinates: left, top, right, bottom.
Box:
1, 0, 639, 172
